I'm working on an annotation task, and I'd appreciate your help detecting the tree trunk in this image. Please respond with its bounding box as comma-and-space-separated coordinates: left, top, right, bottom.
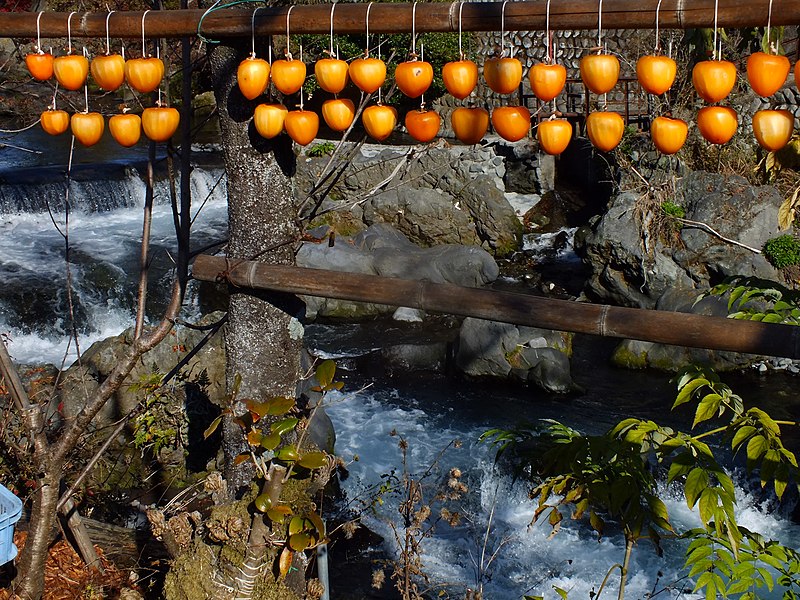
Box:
209, 42, 305, 494
14, 471, 60, 600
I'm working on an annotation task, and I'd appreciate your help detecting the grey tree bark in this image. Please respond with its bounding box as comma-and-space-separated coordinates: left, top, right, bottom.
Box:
209, 42, 305, 495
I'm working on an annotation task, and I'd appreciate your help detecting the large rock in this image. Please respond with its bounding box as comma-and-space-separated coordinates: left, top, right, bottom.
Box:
297, 223, 500, 319
296, 142, 524, 255
454, 317, 577, 393
576, 171, 781, 309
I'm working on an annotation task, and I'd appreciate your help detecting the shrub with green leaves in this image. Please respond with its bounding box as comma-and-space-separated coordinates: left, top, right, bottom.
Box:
700, 275, 800, 324
482, 366, 800, 600
661, 200, 686, 219
763, 234, 800, 269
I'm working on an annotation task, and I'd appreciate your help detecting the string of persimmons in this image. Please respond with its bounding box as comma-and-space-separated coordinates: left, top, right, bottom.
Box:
22, 1, 797, 156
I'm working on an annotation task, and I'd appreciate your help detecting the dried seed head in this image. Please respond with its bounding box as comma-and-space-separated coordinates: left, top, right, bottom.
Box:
372, 569, 386, 589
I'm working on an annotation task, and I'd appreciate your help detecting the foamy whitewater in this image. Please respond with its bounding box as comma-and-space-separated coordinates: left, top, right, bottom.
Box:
0, 164, 228, 365
325, 382, 800, 599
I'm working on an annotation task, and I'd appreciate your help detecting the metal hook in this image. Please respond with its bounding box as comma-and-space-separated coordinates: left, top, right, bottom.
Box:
105, 10, 115, 55
365, 2, 374, 56
35, 11, 44, 53
67, 11, 77, 54
141, 9, 151, 57
250, 6, 263, 59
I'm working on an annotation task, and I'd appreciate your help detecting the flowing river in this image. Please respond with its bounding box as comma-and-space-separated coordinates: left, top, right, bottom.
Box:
0, 131, 798, 599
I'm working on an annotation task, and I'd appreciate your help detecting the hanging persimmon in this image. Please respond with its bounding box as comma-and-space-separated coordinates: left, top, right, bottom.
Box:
237, 56, 270, 100
405, 109, 441, 143
580, 54, 620, 95
71, 112, 104, 147
254, 103, 288, 139
585, 111, 625, 152
53, 54, 89, 91
124, 57, 165, 94
109, 113, 142, 147
315, 57, 349, 94
91, 53, 126, 92
40, 109, 70, 136
696, 106, 738, 145
285, 110, 319, 146
349, 56, 387, 94
692, 60, 736, 103
650, 116, 687, 155
529, 63, 567, 102
362, 104, 397, 141
321, 98, 355, 132
442, 59, 479, 99
636, 55, 677, 96
451, 107, 489, 145
746, 52, 790, 98
271, 58, 307, 95
491, 106, 530, 142
536, 119, 573, 155
394, 59, 434, 98
752, 109, 794, 152
483, 57, 523, 95
26, 51, 54, 81
142, 106, 180, 142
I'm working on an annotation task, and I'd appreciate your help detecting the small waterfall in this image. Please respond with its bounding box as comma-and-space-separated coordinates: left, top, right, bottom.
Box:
0, 161, 228, 365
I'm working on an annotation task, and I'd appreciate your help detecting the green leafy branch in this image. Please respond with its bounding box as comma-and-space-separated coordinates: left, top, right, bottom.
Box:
699, 276, 800, 324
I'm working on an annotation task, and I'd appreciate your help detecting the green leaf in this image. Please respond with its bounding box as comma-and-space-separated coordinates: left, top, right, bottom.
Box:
694, 394, 722, 428
316, 359, 336, 389
203, 416, 222, 439
261, 431, 281, 451
747, 435, 769, 465
271, 417, 300, 436
554, 587, 569, 600
276, 446, 300, 462
289, 532, 312, 551
732, 425, 757, 452
266, 396, 296, 416
267, 504, 293, 521
289, 515, 306, 535
245, 399, 271, 418
685, 468, 709, 508
298, 451, 328, 470
674, 378, 710, 408
698, 488, 719, 524
305, 511, 326, 538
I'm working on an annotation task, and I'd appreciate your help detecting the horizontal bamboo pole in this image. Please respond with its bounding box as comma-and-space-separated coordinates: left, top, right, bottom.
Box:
192, 254, 800, 359
0, 0, 797, 40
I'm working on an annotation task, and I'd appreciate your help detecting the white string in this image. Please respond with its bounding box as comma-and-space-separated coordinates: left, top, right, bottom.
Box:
767, 0, 774, 53
251, 7, 262, 58
36, 11, 44, 53
412, 2, 418, 56
458, 1, 464, 59
597, 0, 603, 50
712, 0, 719, 59
67, 11, 77, 54
268, 36, 272, 63
105, 10, 115, 55
141, 9, 151, 57
329, 2, 337, 55
420, 42, 425, 107
501, 1, 508, 57
365, 2, 374, 56
654, 0, 663, 52
545, 0, 552, 63
84, 82, 89, 113
285, 5, 294, 59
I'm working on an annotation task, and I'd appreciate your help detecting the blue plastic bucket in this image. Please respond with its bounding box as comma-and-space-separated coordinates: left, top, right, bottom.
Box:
0, 484, 22, 565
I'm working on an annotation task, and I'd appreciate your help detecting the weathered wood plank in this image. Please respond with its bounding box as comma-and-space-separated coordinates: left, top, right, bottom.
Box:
0, 1, 798, 39
192, 254, 800, 359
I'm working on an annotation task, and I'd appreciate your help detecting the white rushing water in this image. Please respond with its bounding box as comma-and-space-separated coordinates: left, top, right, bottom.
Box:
326, 382, 800, 600
0, 164, 228, 365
